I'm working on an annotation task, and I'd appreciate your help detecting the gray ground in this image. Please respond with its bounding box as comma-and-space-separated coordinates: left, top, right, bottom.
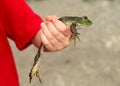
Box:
9, 0, 120, 86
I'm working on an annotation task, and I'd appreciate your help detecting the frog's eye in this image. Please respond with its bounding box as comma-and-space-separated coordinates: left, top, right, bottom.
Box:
83, 16, 88, 20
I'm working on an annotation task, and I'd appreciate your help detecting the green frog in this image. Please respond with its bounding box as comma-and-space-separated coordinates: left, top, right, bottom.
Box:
29, 16, 92, 83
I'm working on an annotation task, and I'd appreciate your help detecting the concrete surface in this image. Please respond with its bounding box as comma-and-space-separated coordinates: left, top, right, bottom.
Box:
9, 0, 120, 86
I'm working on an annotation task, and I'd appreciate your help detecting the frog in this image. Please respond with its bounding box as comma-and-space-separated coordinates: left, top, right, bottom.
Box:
59, 16, 92, 44
29, 16, 92, 83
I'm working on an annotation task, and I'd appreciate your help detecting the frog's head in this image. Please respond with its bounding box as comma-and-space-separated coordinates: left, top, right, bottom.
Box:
76, 16, 92, 29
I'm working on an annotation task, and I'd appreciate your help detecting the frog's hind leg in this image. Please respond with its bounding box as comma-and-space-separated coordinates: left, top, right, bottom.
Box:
29, 72, 33, 83
29, 43, 44, 83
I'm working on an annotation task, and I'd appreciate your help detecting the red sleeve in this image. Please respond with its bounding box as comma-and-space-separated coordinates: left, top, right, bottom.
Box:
1, 0, 43, 50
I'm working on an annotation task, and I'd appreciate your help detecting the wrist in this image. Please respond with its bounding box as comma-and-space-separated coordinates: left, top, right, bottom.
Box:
31, 30, 42, 48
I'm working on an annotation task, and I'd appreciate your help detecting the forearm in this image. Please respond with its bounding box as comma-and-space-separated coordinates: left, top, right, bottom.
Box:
1, 0, 43, 50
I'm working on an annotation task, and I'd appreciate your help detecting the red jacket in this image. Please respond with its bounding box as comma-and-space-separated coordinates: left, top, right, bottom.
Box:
0, 0, 43, 86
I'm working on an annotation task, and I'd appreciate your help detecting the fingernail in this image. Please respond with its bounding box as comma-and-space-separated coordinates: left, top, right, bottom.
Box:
40, 22, 45, 27
46, 16, 51, 21
46, 16, 51, 19
40, 30, 42, 35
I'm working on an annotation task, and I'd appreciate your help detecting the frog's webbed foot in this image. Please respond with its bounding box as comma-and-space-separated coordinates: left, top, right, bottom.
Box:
36, 70, 42, 83
29, 61, 42, 83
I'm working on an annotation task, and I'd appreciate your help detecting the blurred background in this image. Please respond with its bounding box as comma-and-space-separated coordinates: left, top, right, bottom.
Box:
9, 0, 120, 86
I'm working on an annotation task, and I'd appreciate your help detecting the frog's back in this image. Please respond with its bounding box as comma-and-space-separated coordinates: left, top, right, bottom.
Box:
59, 16, 81, 22
59, 16, 82, 26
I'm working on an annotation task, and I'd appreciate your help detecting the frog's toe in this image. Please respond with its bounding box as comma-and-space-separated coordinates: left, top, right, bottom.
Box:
36, 71, 42, 83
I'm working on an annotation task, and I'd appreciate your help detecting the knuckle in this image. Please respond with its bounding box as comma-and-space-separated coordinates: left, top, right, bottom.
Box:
56, 39, 70, 51
63, 38, 70, 46
63, 26, 69, 32
44, 43, 56, 52
61, 27, 68, 32
47, 35, 54, 41
56, 46, 64, 51
44, 42, 50, 48
53, 31, 59, 37
65, 40, 70, 46
49, 48, 56, 52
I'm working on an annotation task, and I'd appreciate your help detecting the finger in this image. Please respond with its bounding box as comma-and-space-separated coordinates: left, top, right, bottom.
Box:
46, 15, 58, 21
46, 15, 71, 38
46, 22, 70, 46
51, 19, 71, 38
41, 22, 64, 51
40, 31, 56, 52
40, 23, 56, 51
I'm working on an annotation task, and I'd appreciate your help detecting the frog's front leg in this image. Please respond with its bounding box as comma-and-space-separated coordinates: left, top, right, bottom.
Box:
70, 23, 80, 44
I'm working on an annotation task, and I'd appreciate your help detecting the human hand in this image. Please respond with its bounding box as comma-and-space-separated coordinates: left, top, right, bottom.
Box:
40, 15, 71, 52
32, 15, 71, 52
